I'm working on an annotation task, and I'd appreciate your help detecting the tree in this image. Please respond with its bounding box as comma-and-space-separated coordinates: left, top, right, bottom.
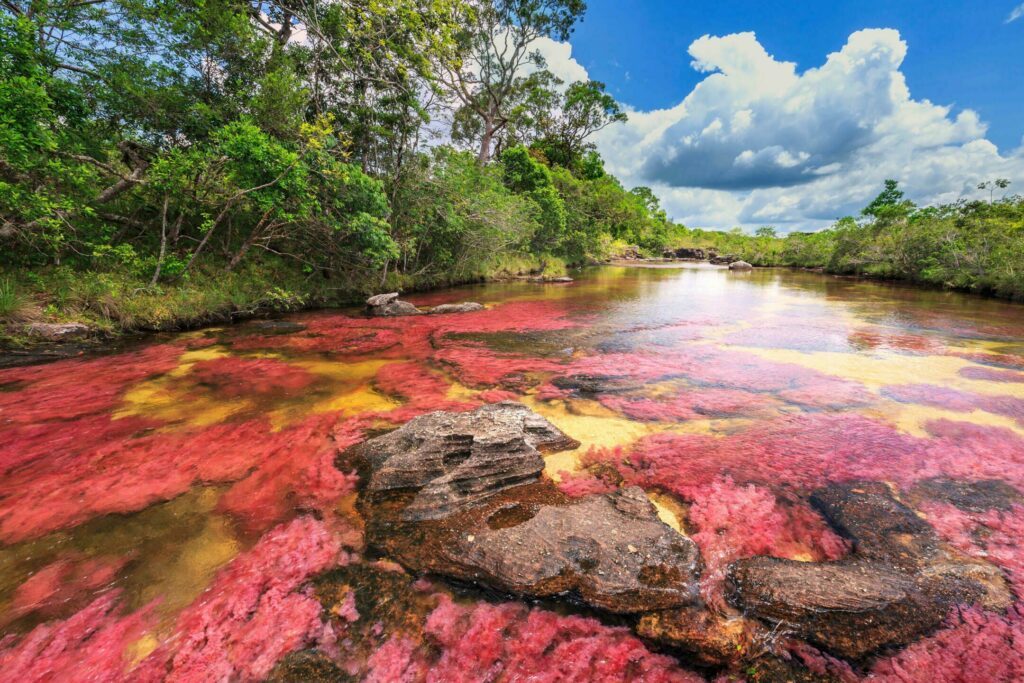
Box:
756, 226, 777, 238
862, 179, 915, 222
435, 0, 587, 163
532, 80, 625, 167
978, 179, 1012, 204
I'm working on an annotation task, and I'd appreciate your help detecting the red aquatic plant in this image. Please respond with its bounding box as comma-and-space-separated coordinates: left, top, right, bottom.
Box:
0, 591, 152, 683
5, 555, 128, 628
959, 366, 1024, 383
867, 607, 1024, 683
364, 594, 704, 683
188, 356, 317, 397
884, 384, 1024, 424
135, 515, 345, 682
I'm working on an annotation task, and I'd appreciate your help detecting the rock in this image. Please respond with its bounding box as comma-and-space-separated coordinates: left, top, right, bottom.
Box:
810, 481, 939, 571
438, 486, 701, 613
727, 557, 947, 660
429, 302, 485, 315
350, 402, 578, 521
550, 373, 642, 396
911, 478, 1023, 513
666, 247, 708, 260
728, 261, 754, 270
709, 254, 735, 265
268, 651, 348, 683
726, 482, 1013, 659
25, 322, 91, 340
618, 245, 643, 260
349, 403, 701, 614
637, 608, 762, 666
365, 292, 422, 317
366, 292, 400, 307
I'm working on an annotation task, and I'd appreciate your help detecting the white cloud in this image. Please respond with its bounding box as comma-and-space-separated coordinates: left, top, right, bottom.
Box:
585, 29, 1024, 231
1008, 3, 1024, 23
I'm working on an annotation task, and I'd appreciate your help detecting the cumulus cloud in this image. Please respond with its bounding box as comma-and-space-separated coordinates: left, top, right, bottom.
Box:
589, 29, 1024, 231
1008, 3, 1024, 23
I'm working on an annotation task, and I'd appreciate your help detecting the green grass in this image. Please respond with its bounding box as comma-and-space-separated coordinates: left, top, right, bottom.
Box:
0, 277, 30, 322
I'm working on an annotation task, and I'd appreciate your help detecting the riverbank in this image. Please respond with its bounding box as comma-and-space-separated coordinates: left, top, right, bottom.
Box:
0, 254, 570, 361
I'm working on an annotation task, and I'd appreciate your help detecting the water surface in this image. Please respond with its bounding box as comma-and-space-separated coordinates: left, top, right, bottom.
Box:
2, 265, 1023, 681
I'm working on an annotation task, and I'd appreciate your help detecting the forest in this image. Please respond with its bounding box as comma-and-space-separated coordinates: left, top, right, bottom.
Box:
1, 0, 1022, 341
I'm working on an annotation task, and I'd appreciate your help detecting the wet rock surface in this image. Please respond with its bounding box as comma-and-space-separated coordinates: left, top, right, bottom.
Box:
349, 402, 577, 521
365, 292, 422, 317
429, 302, 485, 315
728, 261, 754, 270
726, 482, 1012, 659
25, 322, 91, 340
348, 404, 700, 614
912, 477, 1023, 512
637, 607, 762, 666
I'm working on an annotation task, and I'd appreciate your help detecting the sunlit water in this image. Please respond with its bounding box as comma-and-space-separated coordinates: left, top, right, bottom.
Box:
2, 264, 1023, 681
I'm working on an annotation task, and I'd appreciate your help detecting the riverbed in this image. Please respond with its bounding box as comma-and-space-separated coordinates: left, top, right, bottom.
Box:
1, 264, 1023, 681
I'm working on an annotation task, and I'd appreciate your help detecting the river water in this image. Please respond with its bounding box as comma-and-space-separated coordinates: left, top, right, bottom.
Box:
1, 264, 1023, 681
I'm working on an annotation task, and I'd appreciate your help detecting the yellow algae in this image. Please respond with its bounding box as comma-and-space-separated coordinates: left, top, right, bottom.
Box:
742, 347, 1024, 400
647, 491, 687, 534
867, 403, 1024, 439
125, 632, 160, 667
116, 380, 252, 427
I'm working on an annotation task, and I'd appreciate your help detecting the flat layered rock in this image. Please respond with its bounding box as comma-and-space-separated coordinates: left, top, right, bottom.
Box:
351, 402, 578, 521
727, 558, 946, 660
438, 486, 701, 613
912, 478, 1023, 513
726, 482, 1012, 659
349, 403, 700, 614
637, 608, 762, 666
429, 302, 485, 314
365, 292, 422, 317
25, 322, 91, 340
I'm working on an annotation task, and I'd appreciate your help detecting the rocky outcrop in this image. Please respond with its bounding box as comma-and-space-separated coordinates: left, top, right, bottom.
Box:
726, 482, 1012, 659
429, 302, 485, 315
365, 292, 422, 317
664, 247, 708, 260
550, 373, 642, 396
351, 402, 577, 521
728, 261, 754, 270
637, 608, 762, 666
911, 478, 1023, 513
709, 254, 736, 265
347, 403, 701, 614
25, 322, 91, 340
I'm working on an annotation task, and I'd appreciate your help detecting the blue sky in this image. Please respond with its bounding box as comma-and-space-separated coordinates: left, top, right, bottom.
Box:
571, 1, 1023, 151
527, 1, 1024, 230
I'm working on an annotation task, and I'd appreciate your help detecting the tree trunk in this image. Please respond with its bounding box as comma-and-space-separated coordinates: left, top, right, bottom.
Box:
150, 194, 169, 286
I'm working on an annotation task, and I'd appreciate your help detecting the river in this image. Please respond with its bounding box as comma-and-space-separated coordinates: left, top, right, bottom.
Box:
1, 264, 1023, 681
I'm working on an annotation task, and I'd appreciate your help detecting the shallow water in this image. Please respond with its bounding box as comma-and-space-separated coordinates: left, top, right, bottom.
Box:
2, 264, 1024, 681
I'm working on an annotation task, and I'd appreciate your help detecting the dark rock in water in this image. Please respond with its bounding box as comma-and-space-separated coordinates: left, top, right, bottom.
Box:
728, 261, 754, 270
811, 481, 939, 571
726, 482, 1013, 659
25, 322, 91, 340
248, 320, 307, 334
350, 402, 578, 521
437, 486, 701, 613
365, 292, 422, 317
618, 245, 643, 260
551, 373, 642, 396
429, 302, 485, 315
268, 651, 349, 683
349, 403, 700, 614
637, 607, 762, 666
727, 557, 947, 660
912, 477, 1023, 513
665, 247, 708, 260
709, 254, 735, 265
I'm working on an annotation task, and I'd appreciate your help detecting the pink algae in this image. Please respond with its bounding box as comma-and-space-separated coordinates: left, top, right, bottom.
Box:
0, 591, 151, 683
6, 555, 128, 626
135, 515, 346, 682
364, 594, 703, 683
883, 384, 1024, 424
958, 366, 1024, 383
188, 357, 316, 397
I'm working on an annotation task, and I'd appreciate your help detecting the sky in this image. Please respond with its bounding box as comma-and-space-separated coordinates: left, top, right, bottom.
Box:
531, 0, 1024, 232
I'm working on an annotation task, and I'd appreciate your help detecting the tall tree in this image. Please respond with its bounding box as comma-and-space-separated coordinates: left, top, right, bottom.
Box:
436, 0, 587, 163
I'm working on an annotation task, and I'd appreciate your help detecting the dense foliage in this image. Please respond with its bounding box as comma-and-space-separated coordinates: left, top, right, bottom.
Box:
674, 182, 1024, 300
0, 0, 676, 334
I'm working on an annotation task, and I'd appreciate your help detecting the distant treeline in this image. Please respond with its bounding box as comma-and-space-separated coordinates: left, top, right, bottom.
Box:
675, 182, 1024, 301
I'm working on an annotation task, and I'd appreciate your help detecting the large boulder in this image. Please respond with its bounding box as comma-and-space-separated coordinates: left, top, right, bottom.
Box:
728, 261, 754, 270
727, 558, 947, 660
726, 482, 1012, 659
347, 403, 701, 614
352, 402, 577, 521
667, 247, 708, 260
365, 292, 422, 317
